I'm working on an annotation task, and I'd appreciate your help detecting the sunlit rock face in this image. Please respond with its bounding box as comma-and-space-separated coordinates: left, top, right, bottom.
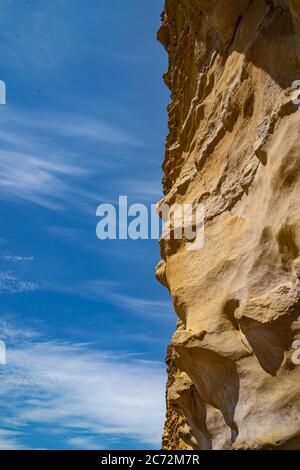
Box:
157, 0, 300, 450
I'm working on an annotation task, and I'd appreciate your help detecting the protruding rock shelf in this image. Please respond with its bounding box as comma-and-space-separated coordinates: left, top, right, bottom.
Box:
157, 0, 300, 450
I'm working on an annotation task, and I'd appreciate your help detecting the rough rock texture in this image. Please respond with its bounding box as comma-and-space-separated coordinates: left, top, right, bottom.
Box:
157, 0, 300, 450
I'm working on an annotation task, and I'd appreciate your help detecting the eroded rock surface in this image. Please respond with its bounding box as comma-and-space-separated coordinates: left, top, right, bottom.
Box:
157, 0, 300, 450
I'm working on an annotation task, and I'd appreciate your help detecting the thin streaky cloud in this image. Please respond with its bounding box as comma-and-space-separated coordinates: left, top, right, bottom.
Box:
0, 106, 147, 213
0, 107, 144, 148
0, 271, 39, 294
67, 436, 104, 451
60, 279, 173, 320
1, 253, 34, 263
0, 322, 166, 449
0, 320, 41, 344
0, 430, 26, 451
120, 179, 163, 200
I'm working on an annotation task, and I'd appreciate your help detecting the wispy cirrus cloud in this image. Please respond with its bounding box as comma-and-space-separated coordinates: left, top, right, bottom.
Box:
0, 106, 143, 211
0, 429, 26, 450
0, 321, 40, 343
49, 278, 173, 320
0, 271, 39, 294
83, 280, 173, 318
116, 179, 163, 202
67, 436, 104, 451
0, 108, 143, 148
0, 321, 166, 449
1, 252, 34, 263
0, 148, 84, 210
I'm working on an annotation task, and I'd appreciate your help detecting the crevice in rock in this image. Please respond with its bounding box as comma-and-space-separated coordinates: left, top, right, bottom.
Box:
223, 299, 240, 330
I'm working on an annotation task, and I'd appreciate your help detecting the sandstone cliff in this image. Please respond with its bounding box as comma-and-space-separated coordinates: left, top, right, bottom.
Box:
157, 0, 300, 450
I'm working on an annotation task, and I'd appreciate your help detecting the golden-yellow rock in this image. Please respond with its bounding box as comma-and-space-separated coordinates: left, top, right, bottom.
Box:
158, 0, 300, 450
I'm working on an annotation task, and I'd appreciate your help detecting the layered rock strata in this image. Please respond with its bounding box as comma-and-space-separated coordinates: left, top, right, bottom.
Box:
157, 0, 300, 450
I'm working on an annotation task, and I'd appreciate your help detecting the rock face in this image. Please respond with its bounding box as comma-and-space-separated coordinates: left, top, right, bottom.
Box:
157, 0, 300, 450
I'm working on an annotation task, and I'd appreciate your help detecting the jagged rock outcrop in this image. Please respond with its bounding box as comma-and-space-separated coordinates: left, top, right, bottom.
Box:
157, 0, 300, 450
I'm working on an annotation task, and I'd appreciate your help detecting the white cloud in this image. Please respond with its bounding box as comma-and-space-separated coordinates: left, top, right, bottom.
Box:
120, 179, 163, 201
0, 107, 142, 211
0, 322, 166, 449
52, 279, 173, 320
0, 429, 26, 450
43, 114, 142, 147
0, 320, 40, 343
67, 436, 104, 451
0, 107, 142, 148
1, 253, 34, 262
0, 148, 86, 210
111, 293, 172, 317
0, 271, 39, 294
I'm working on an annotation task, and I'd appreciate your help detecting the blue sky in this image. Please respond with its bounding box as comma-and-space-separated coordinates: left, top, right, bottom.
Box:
0, 0, 173, 450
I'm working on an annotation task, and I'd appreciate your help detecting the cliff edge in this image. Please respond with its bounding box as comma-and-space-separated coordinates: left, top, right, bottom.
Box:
157, 0, 300, 450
